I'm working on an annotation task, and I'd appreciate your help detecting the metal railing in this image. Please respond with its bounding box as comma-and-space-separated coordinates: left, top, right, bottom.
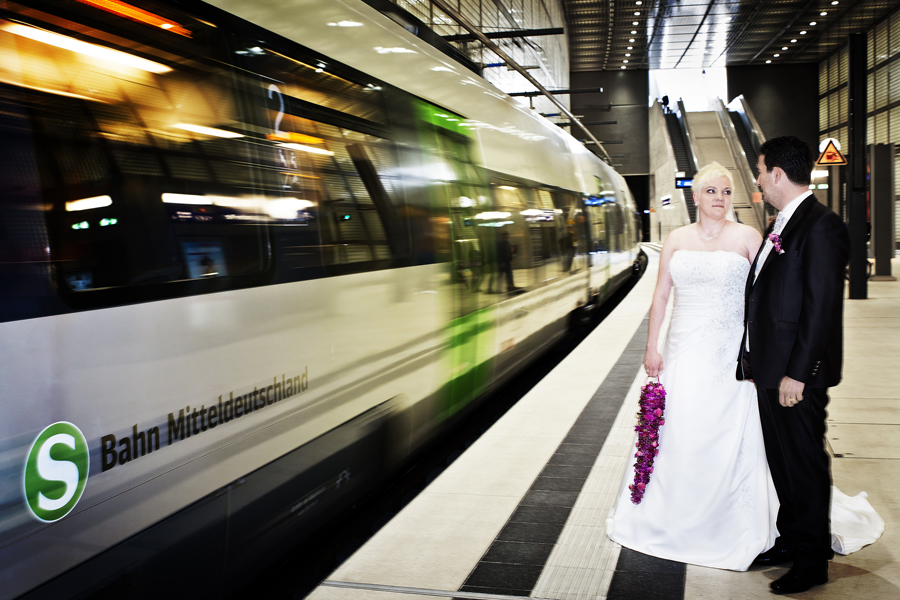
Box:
713, 98, 765, 232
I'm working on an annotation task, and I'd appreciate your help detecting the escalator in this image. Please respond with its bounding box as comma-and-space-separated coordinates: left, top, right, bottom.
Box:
729, 112, 756, 175
727, 96, 776, 220
680, 97, 768, 232
664, 101, 699, 222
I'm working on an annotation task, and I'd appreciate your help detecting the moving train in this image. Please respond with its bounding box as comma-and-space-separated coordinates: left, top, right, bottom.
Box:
0, 0, 643, 597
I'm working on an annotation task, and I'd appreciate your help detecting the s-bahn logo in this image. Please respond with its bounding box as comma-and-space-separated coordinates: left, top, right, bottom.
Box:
24, 422, 90, 522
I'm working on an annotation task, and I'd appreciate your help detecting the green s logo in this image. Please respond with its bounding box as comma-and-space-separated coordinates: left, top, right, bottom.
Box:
24, 422, 90, 522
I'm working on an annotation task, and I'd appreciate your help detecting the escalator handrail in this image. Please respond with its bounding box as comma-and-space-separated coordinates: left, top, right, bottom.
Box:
713, 98, 765, 232
675, 99, 701, 177
726, 95, 767, 157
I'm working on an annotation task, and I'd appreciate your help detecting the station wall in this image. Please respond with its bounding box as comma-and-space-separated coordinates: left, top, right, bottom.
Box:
818, 6, 900, 240
726, 64, 819, 157
570, 69, 650, 176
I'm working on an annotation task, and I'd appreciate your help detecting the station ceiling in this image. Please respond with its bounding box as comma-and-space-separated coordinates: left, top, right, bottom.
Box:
563, 0, 898, 71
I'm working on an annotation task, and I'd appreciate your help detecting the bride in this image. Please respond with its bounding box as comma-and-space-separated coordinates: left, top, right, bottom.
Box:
606, 162, 883, 574
606, 162, 777, 570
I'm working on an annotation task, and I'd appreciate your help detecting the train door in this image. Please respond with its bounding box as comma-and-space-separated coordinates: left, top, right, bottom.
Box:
586, 196, 610, 300
414, 101, 495, 420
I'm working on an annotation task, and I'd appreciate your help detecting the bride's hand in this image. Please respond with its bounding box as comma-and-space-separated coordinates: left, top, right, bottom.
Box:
643, 349, 664, 378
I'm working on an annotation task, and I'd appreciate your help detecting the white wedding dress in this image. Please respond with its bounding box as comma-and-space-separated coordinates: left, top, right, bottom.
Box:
606, 250, 883, 571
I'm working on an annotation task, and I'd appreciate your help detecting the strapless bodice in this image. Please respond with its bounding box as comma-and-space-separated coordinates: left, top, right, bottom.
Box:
669, 250, 749, 332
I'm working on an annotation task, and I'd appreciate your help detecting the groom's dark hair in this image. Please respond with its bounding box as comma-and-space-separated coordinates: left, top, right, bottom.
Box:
759, 136, 813, 186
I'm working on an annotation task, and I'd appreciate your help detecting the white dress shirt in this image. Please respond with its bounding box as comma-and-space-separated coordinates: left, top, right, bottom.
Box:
753, 190, 812, 283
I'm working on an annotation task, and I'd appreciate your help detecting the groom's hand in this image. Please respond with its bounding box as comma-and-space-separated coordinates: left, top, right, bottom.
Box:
778, 376, 805, 408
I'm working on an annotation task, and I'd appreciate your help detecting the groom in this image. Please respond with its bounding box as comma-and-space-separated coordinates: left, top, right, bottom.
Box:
737, 136, 850, 594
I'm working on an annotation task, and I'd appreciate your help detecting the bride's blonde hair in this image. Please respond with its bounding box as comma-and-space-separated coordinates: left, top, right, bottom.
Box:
693, 162, 734, 195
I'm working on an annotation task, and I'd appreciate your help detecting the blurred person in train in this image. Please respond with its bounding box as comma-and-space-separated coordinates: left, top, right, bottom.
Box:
488, 230, 517, 293
606, 161, 777, 572
737, 136, 852, 594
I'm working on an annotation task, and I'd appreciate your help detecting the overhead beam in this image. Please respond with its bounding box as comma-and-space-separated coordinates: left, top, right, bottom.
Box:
443, 27, 564, 43
553, 120, 618, 127
428, 0, 611, 162
508, 87, 605, 97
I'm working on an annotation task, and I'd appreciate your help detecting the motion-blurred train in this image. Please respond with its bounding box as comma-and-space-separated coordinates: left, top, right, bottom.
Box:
0, 1, 643, 597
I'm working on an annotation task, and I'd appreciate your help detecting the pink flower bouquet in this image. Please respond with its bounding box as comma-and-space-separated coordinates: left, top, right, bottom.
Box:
629, 379, 666, 504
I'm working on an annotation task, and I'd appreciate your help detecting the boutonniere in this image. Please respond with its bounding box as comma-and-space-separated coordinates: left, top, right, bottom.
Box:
768, 233, 785, 255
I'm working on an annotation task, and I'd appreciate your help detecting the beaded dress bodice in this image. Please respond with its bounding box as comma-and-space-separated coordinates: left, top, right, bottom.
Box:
669, 250, 749, 333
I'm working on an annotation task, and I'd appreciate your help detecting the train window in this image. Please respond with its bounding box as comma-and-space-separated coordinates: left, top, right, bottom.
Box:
491, 184, 536, 290
238, 38, 387, 125
235, 37, 408, 274
0, 4, 271, 306
553, 192, 586, 273
589, 202, 608, 253
276, 115, 403, 268
534, 190, 563, 281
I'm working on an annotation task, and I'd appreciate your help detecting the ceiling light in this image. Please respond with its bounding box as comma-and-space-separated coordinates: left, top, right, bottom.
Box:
631, 30, 637, 34
636, 1, 642, 4
629, 38, 635, 42
74, 0, 192, 37
172, 123, 244, 138
623, 60, 629, 63
774, 54, 780, 57
782, 47, 788, 50
791, 39, 797, 43
1, 22, 171, 73
800, 31, 807, 35
820, 12, 827, 16
627, 46, 633, 50
621, 66, 626, 69
831, 1, 839, 4
634, 12, 641, 16
633, 21, 639, 25
625, 53, 631, 57
276, 143, 335, 156
810, 21, 817, 26
66, 196, 112, 212
766, 60, 772, 64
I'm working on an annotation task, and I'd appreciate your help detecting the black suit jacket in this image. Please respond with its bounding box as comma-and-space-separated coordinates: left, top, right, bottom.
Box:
737, 196, 850, 389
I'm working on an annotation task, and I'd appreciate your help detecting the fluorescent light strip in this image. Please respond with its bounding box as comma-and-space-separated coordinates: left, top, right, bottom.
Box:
172, 123, 243, 138
1, 22, 172, 73
162, 193, 212, 205
276, 143, 335, 156
162, 193, 314, 212
66, 195, 112, 211
474, 211, 511, 220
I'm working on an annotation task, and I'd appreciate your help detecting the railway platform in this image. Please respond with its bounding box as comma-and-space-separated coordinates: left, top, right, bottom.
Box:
307, 247, 899, 600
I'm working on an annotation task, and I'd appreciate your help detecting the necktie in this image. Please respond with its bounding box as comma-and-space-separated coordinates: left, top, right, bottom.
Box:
774, 211, 786, 235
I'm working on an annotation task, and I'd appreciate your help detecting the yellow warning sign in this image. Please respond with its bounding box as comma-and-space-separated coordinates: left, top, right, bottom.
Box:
816, 140, 847, 166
